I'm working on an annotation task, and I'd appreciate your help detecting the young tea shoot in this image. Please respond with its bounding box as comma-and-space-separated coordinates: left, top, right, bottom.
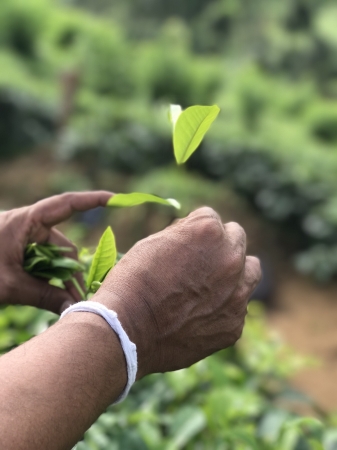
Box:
172, 105, 220, 165
23, 104, 220, 299
86, 226, 117, 295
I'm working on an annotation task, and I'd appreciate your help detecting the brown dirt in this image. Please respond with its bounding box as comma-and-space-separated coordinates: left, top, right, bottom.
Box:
269, 273, 337, 413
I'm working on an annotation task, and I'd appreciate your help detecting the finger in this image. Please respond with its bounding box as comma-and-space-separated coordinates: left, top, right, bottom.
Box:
31, 191, 113, 228
221, 222, 247, 277
187, 206, 221, 221
48, 228, 85, 302
12, 271, 75, 315
230, 256, 262, 309
215, 257, 261, 348
180, 208, 247, 283
186, 209, 247, 262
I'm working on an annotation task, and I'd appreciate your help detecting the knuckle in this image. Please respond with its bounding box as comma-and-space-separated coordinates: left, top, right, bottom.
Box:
199, 217, 222, 239
193, 206, 219, 219
224, 222, 246, 245
191, 211, 223, 240
58, 192, 74, 204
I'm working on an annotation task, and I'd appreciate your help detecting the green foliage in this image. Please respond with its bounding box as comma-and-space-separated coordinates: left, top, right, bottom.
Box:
0, 0, 49, 59
69, 303, 335, 449
24, 242, 86, 297
137, 21, 221, 106
172, 105, 220, 164
0, 87, 56, 160
0, 304, 56, 354
107, 193, 181, 210
86, 226, 117, 291
24, 243, 84, 281
1, 1, 337, 275
4, 0, 337, 448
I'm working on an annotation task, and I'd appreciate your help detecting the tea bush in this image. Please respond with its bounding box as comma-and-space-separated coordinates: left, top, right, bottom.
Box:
2, 0, 337, 280
1, 301, 335, 450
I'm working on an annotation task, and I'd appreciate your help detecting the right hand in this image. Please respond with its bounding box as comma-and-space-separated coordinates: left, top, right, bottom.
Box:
93, 207, 261, 378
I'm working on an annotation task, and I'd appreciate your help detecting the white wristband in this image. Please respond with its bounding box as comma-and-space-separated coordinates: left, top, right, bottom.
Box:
60, 301, 137, 404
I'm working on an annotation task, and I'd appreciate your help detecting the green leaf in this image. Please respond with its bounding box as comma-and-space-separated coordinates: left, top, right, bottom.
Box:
24, 256, 50, 272
50, 258, 85, 272
34, 268, 74, 281
107, 193, 180, 209
173, 105, 220, 164
86, 226, 117, 289
307, 439, 324, 450
168, 406, 206, 450
33, 245, 57, 259
49, 278, 66, 289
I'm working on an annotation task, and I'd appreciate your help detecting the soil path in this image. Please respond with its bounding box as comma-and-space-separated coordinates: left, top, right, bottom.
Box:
269, 273, 337, 413
219, 197, 337, 413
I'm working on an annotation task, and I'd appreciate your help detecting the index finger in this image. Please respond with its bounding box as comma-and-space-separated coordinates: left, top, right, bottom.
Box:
32, 191, 114, 227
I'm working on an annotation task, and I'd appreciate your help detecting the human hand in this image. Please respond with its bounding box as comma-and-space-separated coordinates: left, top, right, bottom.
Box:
0, 191, 112, 314
94, 207, 261, 378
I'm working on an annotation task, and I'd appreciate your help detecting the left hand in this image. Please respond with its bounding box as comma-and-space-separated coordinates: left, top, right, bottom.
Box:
0, 191, 112, 314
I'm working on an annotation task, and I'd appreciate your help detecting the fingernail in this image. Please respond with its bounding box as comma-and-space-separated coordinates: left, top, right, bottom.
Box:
60, 301, 75, 314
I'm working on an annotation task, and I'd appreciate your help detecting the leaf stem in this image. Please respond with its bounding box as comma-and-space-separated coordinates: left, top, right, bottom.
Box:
71, 277, 86, 300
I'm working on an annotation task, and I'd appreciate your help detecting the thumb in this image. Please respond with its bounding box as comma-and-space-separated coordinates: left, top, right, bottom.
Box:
14, 272, 77, 315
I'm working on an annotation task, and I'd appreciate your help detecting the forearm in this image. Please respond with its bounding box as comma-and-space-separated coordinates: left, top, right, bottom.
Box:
0, 310, 127, 450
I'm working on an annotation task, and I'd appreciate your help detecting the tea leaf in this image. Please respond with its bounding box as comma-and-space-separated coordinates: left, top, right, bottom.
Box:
86, 226, 117, 288
33, 245, 57, 259
173, 105, 220, 164
107, 193, 180, 209
24, 256, 50, 272
34, 268, 74, 281
50, 257, 85, 272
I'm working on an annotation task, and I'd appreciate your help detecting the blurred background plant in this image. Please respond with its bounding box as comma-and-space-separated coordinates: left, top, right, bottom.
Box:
2, 0, 337, 448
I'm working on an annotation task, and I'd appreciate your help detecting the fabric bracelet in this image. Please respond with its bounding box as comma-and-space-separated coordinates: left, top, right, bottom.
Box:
60, 301, 137, 404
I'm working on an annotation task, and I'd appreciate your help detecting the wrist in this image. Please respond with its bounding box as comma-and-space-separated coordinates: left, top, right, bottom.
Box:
92, 291, 156, 379
59, 310, 128, 403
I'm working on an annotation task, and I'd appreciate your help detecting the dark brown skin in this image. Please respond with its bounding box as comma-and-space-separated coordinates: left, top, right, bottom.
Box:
95, 207, 261, 378
0, 197, 261, 449
0, 191, 113, 314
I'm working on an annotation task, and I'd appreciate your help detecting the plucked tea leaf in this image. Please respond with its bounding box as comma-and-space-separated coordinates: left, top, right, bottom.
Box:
33, 245, 57, 259
86, 226, 117, 288
34, 268, 74, 281
173, 105, 220, 164
24, 243, 84, 295
50, 257, 85, 272
24, 256, 49, 272
107, 193, 180, 209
